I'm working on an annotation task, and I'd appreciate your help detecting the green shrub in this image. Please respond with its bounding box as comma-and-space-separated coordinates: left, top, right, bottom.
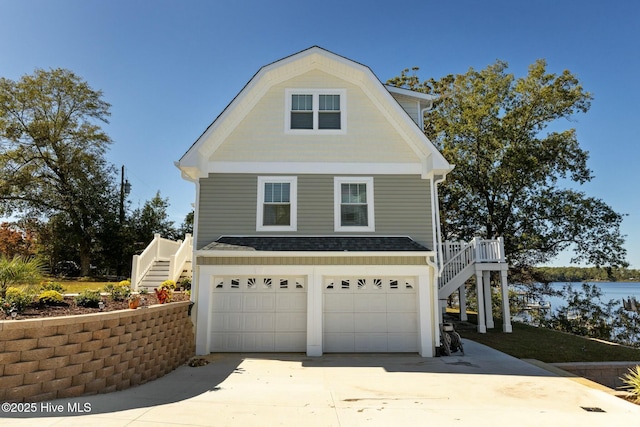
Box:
38, 290, 64, 305
76, 289, 102, 308
40, 281, 66, 293
0, 255, 44, 298
180, 277, 191, 291
621, 365, 640, 401
104, 282, 131, 301
4, 287, 34, 313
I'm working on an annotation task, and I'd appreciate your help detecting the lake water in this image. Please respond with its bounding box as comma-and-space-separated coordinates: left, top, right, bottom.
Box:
544, 282, 640, 312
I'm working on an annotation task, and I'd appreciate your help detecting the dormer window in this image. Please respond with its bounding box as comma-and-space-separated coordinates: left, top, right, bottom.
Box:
286, 89, 346, 134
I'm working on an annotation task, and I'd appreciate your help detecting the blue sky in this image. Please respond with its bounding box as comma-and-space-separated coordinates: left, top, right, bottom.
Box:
1, 0, 638, 268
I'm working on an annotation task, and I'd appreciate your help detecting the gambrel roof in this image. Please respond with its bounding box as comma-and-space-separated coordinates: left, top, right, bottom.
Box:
177, 46, 452, 180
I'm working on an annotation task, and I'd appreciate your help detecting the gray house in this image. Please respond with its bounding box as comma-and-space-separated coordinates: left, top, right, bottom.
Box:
176, 47, 510, 357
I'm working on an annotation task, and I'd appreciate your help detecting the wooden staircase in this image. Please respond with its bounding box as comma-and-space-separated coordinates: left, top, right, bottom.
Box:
437, 237, 512, 333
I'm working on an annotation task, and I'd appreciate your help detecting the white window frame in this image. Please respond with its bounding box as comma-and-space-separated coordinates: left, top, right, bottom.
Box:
285, 89, 346, 134
334, 177, 375, 232
257, 176, 297, 231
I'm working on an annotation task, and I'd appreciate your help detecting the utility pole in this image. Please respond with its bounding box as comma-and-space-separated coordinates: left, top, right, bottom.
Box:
119, 165, 131, 225
117, 165, 131, 277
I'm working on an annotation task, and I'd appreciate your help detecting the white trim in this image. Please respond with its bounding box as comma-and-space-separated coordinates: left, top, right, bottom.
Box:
196, 250, 435, 258
385, 85, 437, 102
209, 161, 423, 176
285, 88, 347, 135
256, 176, 297, 231
333, 177, 375, 232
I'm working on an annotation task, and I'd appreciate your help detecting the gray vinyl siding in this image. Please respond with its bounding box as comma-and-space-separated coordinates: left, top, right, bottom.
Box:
197, 174, 433, 249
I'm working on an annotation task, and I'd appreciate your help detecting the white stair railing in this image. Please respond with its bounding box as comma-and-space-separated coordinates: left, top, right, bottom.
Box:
439, 241, 476, 289
169, 233, 193, 283
131, 234, 187, 289
438, 237, 506, 289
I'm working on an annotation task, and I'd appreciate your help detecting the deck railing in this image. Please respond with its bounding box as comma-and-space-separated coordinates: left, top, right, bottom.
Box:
438, 237, 505, 289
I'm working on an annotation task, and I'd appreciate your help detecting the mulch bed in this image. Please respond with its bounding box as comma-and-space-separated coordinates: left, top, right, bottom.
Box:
4, 292, 190, 320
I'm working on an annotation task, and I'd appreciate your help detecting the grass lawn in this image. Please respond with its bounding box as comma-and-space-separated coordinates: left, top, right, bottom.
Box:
455, 313, 640, 363
44, 277, 117, 294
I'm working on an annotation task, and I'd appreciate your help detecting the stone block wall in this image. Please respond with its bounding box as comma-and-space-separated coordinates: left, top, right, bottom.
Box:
0, 301, 194, 402
553, 361, 640, 390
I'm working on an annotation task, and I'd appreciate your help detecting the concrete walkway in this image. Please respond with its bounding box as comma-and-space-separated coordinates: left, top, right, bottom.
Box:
2, 340, 639, 426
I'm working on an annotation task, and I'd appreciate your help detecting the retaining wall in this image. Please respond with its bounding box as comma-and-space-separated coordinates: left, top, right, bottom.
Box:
552, 361, 640, 390
0, 301, 194, 402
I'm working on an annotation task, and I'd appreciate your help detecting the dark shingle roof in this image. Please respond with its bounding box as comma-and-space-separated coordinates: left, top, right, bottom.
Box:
202, 236, 431, 252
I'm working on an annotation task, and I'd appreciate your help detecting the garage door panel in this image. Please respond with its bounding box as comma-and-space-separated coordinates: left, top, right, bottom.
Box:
354, 294, 386, 312
211, 313, 244, 332
355, 333, 388, 352
210, 276, 307, 352
243, 333, 275, 352
276, 293, 307, 312
212, 294, 243, 311
386, 294, 415, 312
275, 312, 306, 332
324, 276, 418, 353
354, 313, 387, 332
324, 313, 354, 333
243, 294, 276, 311
275, 333, 306, 351
387, 313, 418, 332
324, 293, 353, 312
244, 313, 275, 332
211, 333, 242, 351
387, 334, 417, 352
324, 333, 354, 352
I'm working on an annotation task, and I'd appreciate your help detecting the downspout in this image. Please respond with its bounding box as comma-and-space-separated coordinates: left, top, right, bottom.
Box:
421, 99, 450, 275
420, 101, 433, 132
433, 173, 448, 275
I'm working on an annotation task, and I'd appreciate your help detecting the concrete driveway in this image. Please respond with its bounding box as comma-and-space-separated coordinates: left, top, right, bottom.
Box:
2, 340, 639, 426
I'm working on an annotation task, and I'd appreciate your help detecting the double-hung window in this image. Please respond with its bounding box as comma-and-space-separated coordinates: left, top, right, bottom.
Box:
257, 177, 297, 231
334, 177, 375, 232
286, 89, 346, 133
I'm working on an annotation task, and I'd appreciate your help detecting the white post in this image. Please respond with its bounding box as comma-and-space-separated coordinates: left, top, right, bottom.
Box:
154, 233, 161, 258
306, 271, 323, 357
501, 269, 513, 333
483, 270, 494, 329
195, 267, 211, 355
459, 284, 468, 321
475, 271, 486, 333
418, 273, 434, 357
473, 237, 481, 262
131, 254, 140, 290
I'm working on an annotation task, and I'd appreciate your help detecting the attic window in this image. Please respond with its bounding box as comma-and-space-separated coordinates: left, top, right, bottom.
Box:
286, 89, 346, 134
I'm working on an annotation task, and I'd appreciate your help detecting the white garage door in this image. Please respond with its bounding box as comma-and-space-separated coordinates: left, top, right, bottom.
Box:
210, 276, 306, 352
324, 277, 418, 352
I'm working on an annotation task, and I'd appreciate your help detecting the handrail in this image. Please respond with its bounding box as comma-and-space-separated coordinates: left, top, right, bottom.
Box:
438, 237, 506, 289
131, 233, 184, 288
169, 233, 192, 282
438, 243, 475, 289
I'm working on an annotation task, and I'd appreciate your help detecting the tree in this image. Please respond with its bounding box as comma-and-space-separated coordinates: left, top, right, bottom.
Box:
129, 191, 178, 245
0, 221, 36, 258
388, 60, 627, 270
0, 68, 117, 275
177, 210, 194, 237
